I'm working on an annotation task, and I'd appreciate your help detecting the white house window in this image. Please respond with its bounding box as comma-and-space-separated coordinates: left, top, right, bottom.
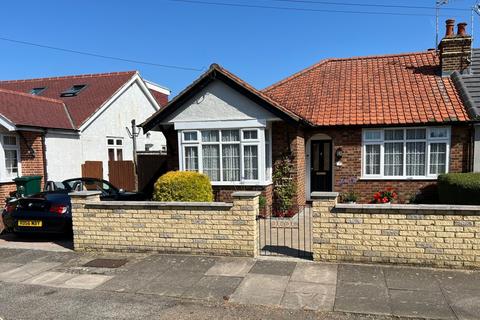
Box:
107, 137, 123, 161
362, 127, 450, 179
2, 135, 20, 178
179, 128, 271, 185
184, 146, 199, 171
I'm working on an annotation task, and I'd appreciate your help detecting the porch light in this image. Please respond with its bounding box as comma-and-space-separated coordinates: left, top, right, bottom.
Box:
335, 147, 343, 160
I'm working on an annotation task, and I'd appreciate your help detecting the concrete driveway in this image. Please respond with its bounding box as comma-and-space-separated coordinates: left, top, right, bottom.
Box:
0, 233, 73, 252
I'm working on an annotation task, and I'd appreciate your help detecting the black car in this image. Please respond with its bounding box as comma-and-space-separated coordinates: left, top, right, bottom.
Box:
2, 177, 146, 234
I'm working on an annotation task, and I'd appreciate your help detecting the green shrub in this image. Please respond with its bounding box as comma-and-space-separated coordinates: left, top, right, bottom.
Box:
153, 171, 214, 202
437, 173, 480, 205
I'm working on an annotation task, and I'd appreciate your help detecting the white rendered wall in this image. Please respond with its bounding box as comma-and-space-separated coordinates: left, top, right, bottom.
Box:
81, 81, 165, 180
164, 80, 278, 124
44, 132, 82, 181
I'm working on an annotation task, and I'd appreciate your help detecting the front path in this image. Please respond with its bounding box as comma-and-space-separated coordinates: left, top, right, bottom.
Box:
0, 247, 479, 319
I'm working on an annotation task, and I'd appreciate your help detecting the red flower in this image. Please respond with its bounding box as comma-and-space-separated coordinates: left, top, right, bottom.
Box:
382, 197, 389, 203
373, 192, 381, 200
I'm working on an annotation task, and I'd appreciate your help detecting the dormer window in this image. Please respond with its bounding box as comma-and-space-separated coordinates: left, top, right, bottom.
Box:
29, 87, 46, 95
60, 84, 86, 97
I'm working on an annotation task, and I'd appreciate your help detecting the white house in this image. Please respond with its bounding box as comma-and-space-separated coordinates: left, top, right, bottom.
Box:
0, 71, 169, 196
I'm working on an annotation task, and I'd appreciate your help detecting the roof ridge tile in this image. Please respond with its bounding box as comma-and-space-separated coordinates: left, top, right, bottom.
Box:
0, 71, 137, 83
263, 51, 437, 93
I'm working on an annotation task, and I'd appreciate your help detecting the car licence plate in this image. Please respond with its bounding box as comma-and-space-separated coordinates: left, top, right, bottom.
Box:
18, 220, 42, 227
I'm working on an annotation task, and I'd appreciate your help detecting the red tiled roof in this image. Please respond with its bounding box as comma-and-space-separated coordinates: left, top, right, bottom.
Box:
0, 88, 74, 129
264, 51, 470, 126
149, 89, 169, 107
0, 71, 137, 128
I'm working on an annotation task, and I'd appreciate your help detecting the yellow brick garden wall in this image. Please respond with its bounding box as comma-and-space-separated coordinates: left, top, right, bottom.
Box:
70, 191, 259, 257
312, 194, 480, 269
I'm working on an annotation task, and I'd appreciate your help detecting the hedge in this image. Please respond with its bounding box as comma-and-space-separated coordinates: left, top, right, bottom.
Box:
437, 173, 480, 205
153, 171, 214, 202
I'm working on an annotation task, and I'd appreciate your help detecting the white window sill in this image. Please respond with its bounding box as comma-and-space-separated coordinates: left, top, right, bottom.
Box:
211, 181, 273, 187
359, 176, 439, 181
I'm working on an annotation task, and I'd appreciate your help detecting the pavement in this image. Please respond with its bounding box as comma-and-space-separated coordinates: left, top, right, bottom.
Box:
0, 237, 480, 319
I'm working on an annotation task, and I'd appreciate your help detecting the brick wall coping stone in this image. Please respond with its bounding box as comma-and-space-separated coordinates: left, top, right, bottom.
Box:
69, 191, 102, 197
231, 191, 261, 197
311, 192, 339, 199
84, 201, 233, 209
335, 203, 480, 214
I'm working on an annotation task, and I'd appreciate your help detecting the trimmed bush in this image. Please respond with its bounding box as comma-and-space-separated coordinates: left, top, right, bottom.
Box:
153, 171, 214, 202
437, 173, 480, 205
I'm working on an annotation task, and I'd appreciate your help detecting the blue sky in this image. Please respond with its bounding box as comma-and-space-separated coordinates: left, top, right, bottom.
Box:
0, 0, 476, 95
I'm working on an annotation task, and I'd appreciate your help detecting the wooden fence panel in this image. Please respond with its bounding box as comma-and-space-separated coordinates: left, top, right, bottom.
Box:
81, 161, 103, 180
108, 160, 136, 191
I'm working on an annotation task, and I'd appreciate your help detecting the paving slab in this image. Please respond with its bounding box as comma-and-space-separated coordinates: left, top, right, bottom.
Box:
291, 263, 337, 285
389, 289, 455, 320
0, 248, 24, 260
1, 249, 54, 264
160, 255, 217, 273
230, 273, 289, 306
0, 262, 61, 283
442, 288, 480, 320
204, 258, 255, 277
281, 281, 335, 311
338, 264, 385, 286
97, 255, 177, 292
0, 262, 22, 273
335, 282, 391, 315
248, 260, 297, 276
139, 269, 205, 297
435, 270, 480, 292
181, 275, 243, 301
383, 267, 441, 291
61, 274, 114, 289
21, 271, 77, 287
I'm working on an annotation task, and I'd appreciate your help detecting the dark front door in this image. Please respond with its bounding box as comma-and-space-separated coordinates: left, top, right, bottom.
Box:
310, 140, 333, 192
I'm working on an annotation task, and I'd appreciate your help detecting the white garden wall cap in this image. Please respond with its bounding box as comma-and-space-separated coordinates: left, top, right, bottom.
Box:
69, 191, 102, 197
231, 191, 262, 197
311, 192, 339, 199
84, 200, 233, 208
336, 203, 480, 212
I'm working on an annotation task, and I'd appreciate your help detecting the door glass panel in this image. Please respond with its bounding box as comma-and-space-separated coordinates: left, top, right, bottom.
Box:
312, 143, 320, 171
323, 142, 330, 171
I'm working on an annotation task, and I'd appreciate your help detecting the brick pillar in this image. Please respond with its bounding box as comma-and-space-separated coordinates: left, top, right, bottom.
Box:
231, 191, 260, 257
311, 191, 338, 262
69, 191, 102, 252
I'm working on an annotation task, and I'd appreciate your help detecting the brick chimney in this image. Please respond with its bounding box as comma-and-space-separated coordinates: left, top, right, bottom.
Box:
439, 19, 472, 76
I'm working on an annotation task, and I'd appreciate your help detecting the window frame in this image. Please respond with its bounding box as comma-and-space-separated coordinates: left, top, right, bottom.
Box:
361, 127, 450, 180
106, 137, 124, 161
178, 128, 271, 186
0, 134, 21, 181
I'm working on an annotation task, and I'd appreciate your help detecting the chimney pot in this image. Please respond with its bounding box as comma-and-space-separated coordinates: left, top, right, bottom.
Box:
446, 19, 455, 37
457, 22, 468, 36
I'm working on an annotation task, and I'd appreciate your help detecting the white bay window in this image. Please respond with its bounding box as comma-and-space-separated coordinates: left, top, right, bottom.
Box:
362, 127, 450, 179
179, 128, 271, 185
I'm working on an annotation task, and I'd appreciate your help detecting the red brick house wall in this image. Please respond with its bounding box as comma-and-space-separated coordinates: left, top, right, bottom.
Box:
303, 125, 471, 203
0, 131, 46, 201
